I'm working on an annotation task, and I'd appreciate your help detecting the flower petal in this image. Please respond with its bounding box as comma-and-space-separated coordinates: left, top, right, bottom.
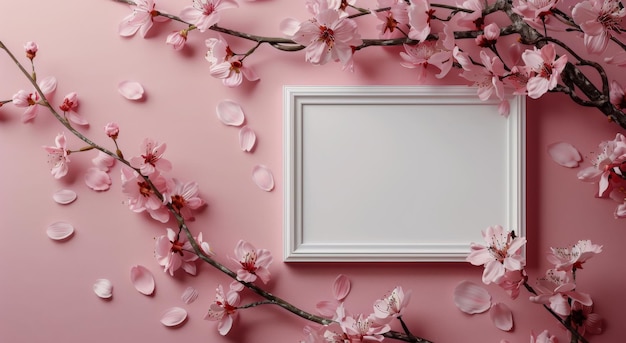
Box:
239, 126, 256, 152
547, 142, 582, 168
216, 99, 245, 126
252, 165, 274, 191
46, 221, 74, 241
130, 265, 155, 295
118, 81, 144, 100
490, 302, 514, 331
332, 274, 351, 301
453, 280, 491, 314
85, 168, 112, 191
93, 279, 113, 299
160, 307, 187, 327
181, 286, 199, 304
52, 189, 77, 205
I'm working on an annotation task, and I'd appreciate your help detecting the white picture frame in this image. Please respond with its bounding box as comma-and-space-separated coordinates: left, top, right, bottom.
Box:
283, 86, 525, 262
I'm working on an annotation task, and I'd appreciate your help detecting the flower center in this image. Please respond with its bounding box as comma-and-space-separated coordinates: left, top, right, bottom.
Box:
319, 25, 335, 48
171, 194, 186, 212
241, 251, 257, 272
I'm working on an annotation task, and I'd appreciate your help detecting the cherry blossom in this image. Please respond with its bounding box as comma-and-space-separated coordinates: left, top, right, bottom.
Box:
374, 0, 410, 39
547, 240, 603, 271
529, 269, 593, 317
129, 138, 173, 176
466, 225, 526, 284
24, 41, 38, 60
204, 284, 240, 335
577, 133, 626, 197
166, 30, 188, 51
530, 330, 558, 343
12, 75, 57, 123
104, 122, 120, 139
373, 286, 411, 319
120, 166, 170, 222
118, 0, 168, 38
521, 43, 567, 99
570, 301, 604, 337
179, 0, 238, 33
456, 49, 506, 101
496, 269, 527, 300
572, 0, 626, 55
42, 133, 70, 179
475, 23, 500, 48
205, 36, 259, 87
287, 9, 362, 69
408, 0, 434, 42
400, 24, 455, 80
58, 92, 87, 126
165, 178, 205, 221
339, 312, 391, 341
232, 240, 273, 284
512, 0, 561, 31
154, 227, 199, 276
609, 80, 626, 109
455, 0, 485, 30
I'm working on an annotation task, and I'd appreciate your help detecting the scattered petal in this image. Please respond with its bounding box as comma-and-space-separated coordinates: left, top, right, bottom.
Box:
181, 286, 199, 304
130, 265, 155, 295
547, 142, 582, 168
216, 99, 245, 126
160, 307, 187, 327
453, 280, 491, 314
92, 151, 116, 171
118, 81, 144, 100
46, 221, 74, 241
85, 167, 112, 191
252, 164, 274, 191
239, 126, 256, 152
332, 274, 351, 301
52, 189, 77, 205
93, 279, 113, 299
490, 303, 514, 331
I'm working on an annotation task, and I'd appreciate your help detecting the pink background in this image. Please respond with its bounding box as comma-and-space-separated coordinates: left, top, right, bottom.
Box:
1, 1, 624, 342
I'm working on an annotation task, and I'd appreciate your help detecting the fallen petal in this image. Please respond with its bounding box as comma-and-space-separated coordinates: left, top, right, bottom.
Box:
239, 126, 256, 152
46, 221, 74, 240
490, 303, 514, 331
85, 168, 112, 191
118, 81, 144, 100
93, 279, 113, 299
547, 142, 581, 168
453, 280, 491, 314
160, 307, 187, 327
252, 165, 274, 191
181, 286, 199, 304
130, 265, 155, 295
332, 274, 351, 301
52, 189, 77, 205
216, 99, 245, 126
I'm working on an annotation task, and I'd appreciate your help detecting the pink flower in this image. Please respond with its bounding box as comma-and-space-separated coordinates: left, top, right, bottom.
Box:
373, 286, 411, 319
522, 43, 567, 99
59, 92, 87, 126
205, 36, 259, 87
12, 75, 57, 123
232, 240, 273, 284
466, 225, 526, 284
512, 0, 560, 30
42, 133, 70, 179
475, 23, 500, 47
610, 80, 626, 109
496, 269, 527, 300
577, 133, 626, 197
154, 227, 199, 276
166, 30, 188, 50
129, 138, 173, 176
104, 122, 120, 139
165, 178, 205, 221
400, 24, 455, 80
120, 166, 170, 222
531, 330, 557, 343
340, 312, 391, 341
118, 0, 168, 38
570, 301, 604, 337
408, 0, 434, 42
196, 232, 214, 256
455, 0, 485, 30
179, 0, 238, 33
572, 0, 626, 54
289, 9, 362, 68
529, 269, 593, 317
547, 240, 603, 271
374, 0, 410, 39
204, 284, 240, 335
24, 41, 38, 60
457, 50, 506, 101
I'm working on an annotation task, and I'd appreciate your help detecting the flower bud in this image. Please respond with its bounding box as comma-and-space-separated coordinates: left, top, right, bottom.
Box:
24, 41, 38, 60
104, 122, 120, 139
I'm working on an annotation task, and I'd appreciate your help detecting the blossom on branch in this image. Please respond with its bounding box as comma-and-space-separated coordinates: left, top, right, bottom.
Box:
232, 240, 273, 284
129, 138, 173, 176
577, 133, 626, 198
59, 92, 87, 126
120, 166, 170, 222
339, 311, 391, 342
24, 41, 38, 60
164, 178, 205, 221
180, 0, 238, 33
400, 24, 456, 81
547, 240, 603, 271
154, 227, 199, 276
466, 225, 526, 284
408, 0, 434, 42
521, 43, 567, 99
204, 284, 240, 335
570, 301, 604, 337
42, 132, 70, 179
572, 0, 626, 55
205, 36, 259, 87
373, 286, 411, 319
374, 0, 410, 39
529, 269, 593, 317
12, 75, 57, 123
118, 0, 168, 38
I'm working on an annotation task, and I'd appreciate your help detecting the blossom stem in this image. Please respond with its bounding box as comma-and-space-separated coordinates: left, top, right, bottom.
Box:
236, 300, 274, 309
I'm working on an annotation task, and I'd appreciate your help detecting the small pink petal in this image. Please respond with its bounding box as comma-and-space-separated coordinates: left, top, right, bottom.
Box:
46, 221, 74, 240
547, 142, 582, 168
160, 307, 187, 327
85, 167, 112, 191
332, 274, 351, 301
118, 81, 144, 100
490, 303, 514, 331
93, 279, 113, 299
181, 286, 199, 304
216, 99, 245, 126
92, 151, 116, 171
252, 164, 274, 191
130, 265, 155, 295
453, 280, 492, 314
239, 126, 256, 152
52, 189, 77, 205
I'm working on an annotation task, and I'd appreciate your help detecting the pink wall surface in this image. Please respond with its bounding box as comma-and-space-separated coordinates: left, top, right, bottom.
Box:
1, 1, 624, 342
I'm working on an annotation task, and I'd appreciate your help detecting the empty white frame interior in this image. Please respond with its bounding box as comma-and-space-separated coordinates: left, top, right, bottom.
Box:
283, 86, 525, 262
